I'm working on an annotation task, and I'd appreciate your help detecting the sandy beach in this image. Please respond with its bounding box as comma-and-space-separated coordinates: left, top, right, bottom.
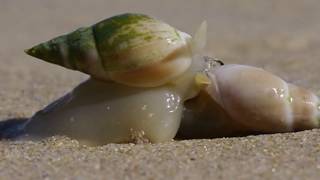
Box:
1, 0, 320, 179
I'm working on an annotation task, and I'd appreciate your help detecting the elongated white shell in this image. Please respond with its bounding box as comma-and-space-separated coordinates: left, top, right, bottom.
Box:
206, 64, 320, 132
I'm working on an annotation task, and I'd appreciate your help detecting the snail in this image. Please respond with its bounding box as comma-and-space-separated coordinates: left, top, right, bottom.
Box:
4, 13, 318, 145
178, 60, 320, 138
25, 13, 202, 87
17, 13, 209, 145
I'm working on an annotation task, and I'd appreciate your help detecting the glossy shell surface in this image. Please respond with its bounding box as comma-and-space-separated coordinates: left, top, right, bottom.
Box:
25, 13, 193, 87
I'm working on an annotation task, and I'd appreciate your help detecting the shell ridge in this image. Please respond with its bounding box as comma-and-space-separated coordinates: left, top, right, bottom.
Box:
61, 36, 76, 69
283, 82, 294, 131
91, 26, 107, 71
66, 27, 87, 70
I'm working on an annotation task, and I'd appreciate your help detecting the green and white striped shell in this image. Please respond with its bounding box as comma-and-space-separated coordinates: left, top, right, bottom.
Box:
25, 13, 196, 87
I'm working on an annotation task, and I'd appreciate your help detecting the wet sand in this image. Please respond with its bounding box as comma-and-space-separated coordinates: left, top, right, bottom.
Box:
1, 0, 320, 179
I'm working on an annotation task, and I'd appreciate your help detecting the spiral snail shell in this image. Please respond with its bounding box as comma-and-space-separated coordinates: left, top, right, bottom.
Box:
25, 13, 195, 87
208, 64, 320, 132
179, 63, 320, 138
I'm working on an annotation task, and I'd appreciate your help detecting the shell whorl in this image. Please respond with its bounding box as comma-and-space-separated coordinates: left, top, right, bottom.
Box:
25, 27, 106, 76
25, 13, 193, 87
205, 64, 320, 133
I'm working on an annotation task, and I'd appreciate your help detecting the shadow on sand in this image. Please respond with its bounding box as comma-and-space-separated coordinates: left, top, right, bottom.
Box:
0, 118, 28, 139
0, 118, 280, 142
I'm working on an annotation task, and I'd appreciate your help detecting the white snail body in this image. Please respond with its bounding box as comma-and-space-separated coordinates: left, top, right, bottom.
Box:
22, 78, 183, 145
179, 64, 320, 138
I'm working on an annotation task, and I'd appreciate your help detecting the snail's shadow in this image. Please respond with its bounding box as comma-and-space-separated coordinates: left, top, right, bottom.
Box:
0, 118, 28, 139
0, 118, 290, 142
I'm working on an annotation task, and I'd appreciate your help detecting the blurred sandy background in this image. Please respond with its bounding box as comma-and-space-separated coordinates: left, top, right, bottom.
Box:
1, 0, 320, 179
